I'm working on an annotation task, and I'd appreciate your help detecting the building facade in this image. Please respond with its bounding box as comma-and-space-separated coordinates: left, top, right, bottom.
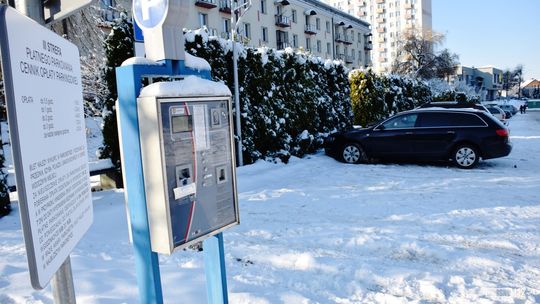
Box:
184, 0, 372, 69
324, 0, 432, 73
454, 66, 503, 101
521, 79, 540, 99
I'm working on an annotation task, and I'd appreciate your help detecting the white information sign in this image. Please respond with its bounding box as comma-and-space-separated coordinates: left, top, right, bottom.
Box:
0, 6, 93, 289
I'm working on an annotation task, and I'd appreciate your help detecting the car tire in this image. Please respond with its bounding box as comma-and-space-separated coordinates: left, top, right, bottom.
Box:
341, 143, 367, 164
452, 144, 479, 169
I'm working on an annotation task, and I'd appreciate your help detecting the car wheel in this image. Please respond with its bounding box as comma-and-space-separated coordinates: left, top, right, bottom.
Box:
453, 144, 479, 169
342, 143, 367, 164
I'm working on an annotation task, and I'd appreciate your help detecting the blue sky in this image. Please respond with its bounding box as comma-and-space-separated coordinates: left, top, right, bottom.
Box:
432, 0, 540, 80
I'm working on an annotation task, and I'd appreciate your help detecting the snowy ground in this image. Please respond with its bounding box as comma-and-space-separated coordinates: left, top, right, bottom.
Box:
1, 111, 540, 303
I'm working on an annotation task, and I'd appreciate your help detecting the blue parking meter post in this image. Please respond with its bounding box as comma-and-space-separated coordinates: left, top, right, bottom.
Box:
115, 60, 226, 304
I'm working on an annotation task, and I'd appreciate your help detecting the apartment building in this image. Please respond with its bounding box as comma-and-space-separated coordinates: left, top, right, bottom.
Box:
454, 66, 503, 101
325, 0, 432, 73
184, 0, 372, 69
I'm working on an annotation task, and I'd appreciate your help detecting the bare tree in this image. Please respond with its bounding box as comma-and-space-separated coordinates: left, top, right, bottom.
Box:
391, 29, 459, 80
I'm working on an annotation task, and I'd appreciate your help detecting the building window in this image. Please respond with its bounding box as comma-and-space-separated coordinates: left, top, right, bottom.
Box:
351, 31, 354, 41
358, 33, 362, 43
262, 26, 268, 42
317, 40, 321, 52
292, 9, 297, 23
293, 34, 298, 47
306, 37, 311, 50
358, 50, 362, 61
327, 42, 331, 54
223, 18, 230, 32
199, 13, 208, 28
260, 0, 267, 14
316, 18, 321, 30
244, 23, 251, 38
326, 21, 331, 33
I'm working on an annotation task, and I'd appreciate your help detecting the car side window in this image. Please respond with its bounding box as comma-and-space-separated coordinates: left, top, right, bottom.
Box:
454, 113, 486, 126
418, 112, 486, 127
381, 114, 418, 129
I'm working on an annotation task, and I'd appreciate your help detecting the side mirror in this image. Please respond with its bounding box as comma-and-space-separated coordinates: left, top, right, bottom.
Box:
374, 125, 385, 131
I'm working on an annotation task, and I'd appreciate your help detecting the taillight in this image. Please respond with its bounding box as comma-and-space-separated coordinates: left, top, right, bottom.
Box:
496, 129, 509, 137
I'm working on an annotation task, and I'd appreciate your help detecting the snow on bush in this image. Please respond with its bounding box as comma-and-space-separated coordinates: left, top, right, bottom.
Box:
426, 78, 480, 102
184, 30, 352, 164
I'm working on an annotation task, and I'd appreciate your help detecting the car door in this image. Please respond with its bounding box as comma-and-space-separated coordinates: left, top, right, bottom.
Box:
413, 112, 460, 159
364, 113, 419, 158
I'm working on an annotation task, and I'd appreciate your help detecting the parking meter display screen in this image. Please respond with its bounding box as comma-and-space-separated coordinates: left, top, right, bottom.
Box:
160, 99, 238, 249
171, 115, 192, 133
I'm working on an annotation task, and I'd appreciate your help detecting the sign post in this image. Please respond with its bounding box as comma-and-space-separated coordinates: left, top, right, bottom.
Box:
0, 4, 92, 301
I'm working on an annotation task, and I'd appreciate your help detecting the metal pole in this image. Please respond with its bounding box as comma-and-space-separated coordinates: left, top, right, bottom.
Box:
51, 256, 77, 304
231, 2, 243, 166
14, 0, 43, 24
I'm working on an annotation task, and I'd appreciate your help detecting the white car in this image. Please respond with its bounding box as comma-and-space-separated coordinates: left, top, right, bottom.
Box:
486, 106, 506, 124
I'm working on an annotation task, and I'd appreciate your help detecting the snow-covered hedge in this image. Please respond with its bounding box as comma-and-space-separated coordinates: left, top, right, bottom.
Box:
185, 30, 352, 164
350, 69, 431, 127
349, 70, 484, 127
426, 78, 481, 102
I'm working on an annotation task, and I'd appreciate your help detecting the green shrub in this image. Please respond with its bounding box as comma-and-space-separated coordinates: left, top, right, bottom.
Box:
350, 70, 431, 126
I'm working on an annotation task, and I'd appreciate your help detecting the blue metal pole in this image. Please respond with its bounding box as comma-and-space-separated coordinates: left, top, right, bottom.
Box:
116, 60, 227, 304
204, 233, 229, 304
116, 64, 164, 304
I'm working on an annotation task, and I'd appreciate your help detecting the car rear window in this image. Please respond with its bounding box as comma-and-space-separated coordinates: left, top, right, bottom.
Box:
418, 112, 486, 127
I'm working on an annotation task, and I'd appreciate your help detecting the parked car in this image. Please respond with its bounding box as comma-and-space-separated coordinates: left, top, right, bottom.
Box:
498, 104, 518, 116
325, 108, 512, 169
485, 105, 506, 123
418, 101, 489, 112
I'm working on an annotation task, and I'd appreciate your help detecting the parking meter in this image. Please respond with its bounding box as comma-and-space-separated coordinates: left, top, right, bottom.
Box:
138, 91, 239, 255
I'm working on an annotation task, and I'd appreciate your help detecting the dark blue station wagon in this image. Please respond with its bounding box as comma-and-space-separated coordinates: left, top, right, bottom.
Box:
325, 109, 512, 169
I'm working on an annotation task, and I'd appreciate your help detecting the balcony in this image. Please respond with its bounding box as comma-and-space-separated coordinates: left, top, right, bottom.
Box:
207, 27, 218, 36
335, 33, 345, 43
405, 13, 413, 19
277, 41, 291, 49
405, 3, 413, 9
377, 27, 386, 33
345, 55, 354, 63
378, 56, 387, 62
337, 53, 345, 61
359, 1, 366, 6
343, 35, 353, 44
364, 41, 373, 50
219, 0, 231, 13
304, 24, 317, 35
357, 11, 366, 17
376, 0, 384, 3
376, 8, 385, 13
378, 47, 386, 52
376, 17, 385, 23
195, 0, 217, 9
275, 15, 291, 27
